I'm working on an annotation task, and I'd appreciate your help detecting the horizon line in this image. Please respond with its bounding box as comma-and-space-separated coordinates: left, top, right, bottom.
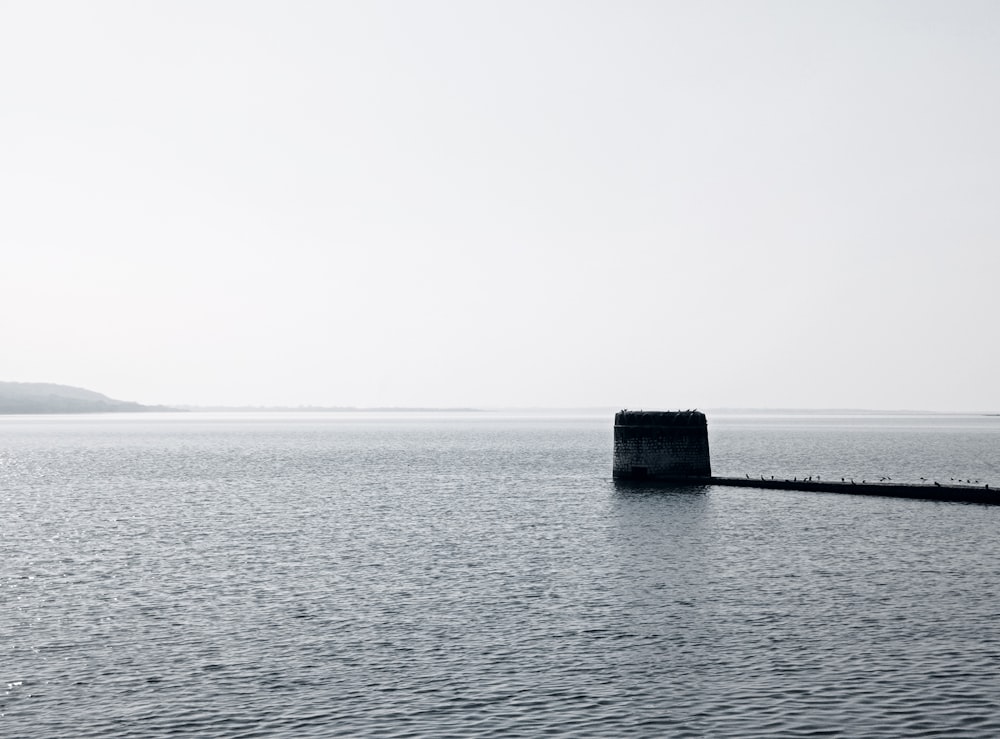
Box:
167, 405, 999, 416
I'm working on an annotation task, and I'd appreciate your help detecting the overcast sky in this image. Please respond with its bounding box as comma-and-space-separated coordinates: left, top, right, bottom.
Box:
2, 1, 998, 410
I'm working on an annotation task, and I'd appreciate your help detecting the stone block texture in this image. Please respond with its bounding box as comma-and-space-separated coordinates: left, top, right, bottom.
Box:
613, 410, 712, 479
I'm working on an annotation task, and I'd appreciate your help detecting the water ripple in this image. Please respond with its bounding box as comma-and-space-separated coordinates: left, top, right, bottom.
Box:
3, 414, 1000, 736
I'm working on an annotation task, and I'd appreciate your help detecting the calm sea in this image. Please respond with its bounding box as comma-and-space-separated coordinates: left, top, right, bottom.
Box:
3, 411, 1000, 738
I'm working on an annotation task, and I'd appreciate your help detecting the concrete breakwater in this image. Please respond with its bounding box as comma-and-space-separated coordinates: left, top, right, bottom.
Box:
613, 410, 1000, 505
630, 475, 1000, 505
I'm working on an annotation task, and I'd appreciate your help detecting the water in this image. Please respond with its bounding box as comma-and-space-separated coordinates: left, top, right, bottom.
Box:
3, 411, 1000, 737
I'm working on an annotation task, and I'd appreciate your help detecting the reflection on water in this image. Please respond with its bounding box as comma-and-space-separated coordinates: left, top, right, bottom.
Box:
2, 413, 1000, 737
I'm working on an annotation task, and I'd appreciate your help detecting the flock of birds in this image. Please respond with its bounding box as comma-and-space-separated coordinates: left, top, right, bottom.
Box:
743, 473, 991, 490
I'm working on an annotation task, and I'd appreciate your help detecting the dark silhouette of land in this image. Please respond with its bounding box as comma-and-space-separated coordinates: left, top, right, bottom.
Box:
0, 382, 178, 414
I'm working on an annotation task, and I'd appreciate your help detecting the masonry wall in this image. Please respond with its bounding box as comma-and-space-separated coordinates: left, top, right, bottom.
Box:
613, 410, 712, 479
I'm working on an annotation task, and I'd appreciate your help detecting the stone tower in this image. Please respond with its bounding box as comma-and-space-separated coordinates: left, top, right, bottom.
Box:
613, 410, 712, 480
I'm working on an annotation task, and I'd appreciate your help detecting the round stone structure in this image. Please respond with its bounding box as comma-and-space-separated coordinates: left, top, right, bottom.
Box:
613, 410, 712, 480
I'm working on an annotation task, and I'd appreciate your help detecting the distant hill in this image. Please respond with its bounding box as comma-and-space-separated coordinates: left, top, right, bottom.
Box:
0, 382, 178, 414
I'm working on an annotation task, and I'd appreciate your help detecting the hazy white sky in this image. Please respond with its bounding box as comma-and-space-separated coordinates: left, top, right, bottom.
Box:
2, 1, 998, 410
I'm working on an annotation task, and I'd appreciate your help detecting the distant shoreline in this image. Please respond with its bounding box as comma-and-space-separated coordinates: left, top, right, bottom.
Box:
2, 379, 996, 417
175, 406, 485, 413
0, 381, 180, 415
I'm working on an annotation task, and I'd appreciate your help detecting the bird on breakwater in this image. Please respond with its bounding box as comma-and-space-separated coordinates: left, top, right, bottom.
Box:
934, 482, 941, 487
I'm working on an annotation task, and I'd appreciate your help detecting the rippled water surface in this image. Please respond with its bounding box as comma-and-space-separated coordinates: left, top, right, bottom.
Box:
4, 411, 1000, 737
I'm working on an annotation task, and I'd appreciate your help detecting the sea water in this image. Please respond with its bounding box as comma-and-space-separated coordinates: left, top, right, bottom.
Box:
3, 411, 1000, 737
